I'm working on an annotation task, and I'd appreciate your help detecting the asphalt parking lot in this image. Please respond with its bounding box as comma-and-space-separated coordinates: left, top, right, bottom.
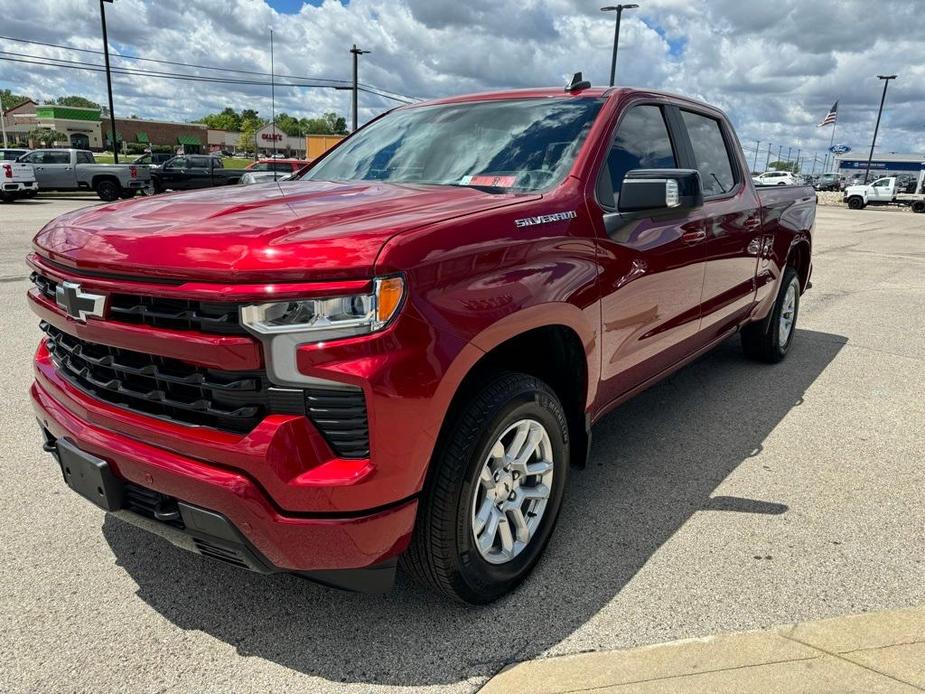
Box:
1, 196, 922, 693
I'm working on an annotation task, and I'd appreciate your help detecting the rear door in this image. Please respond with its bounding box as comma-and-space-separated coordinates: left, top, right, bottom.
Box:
594, 102, 707, 403
187, 156, 213, 188
676, 109, 762, 341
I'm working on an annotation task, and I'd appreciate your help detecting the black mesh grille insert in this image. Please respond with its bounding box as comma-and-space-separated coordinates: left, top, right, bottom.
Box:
304, 387, 370, 458
42, 322, 275, 432
31, 272, 245, 335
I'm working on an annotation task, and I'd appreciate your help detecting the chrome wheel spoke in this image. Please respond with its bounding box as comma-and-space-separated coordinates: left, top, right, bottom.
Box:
525, 459, 554, 477
479, 465, 496, 490
477, 507, 502, 555
508, 507, 531, 544
520, 483, 551, 501
497, 516, 515, 557
473, 497, 494, 535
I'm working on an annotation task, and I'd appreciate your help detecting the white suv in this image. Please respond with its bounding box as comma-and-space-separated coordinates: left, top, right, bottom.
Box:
753, 171, 798, 186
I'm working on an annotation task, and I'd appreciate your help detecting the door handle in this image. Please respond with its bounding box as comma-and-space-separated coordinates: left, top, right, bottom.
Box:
681, 230, 707, 244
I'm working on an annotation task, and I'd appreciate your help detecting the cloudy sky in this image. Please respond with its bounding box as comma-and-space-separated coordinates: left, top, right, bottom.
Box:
1, 0, 923, 167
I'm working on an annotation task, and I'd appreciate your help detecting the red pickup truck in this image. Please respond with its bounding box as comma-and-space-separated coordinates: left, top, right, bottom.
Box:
28, 84, 814, 603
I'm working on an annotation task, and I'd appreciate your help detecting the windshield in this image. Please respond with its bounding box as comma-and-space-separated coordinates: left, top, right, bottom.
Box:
305, 97, 604, 192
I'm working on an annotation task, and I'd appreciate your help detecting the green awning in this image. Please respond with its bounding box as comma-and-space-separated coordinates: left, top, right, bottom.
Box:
177, 135, 200, 146
136, 132, 149, 143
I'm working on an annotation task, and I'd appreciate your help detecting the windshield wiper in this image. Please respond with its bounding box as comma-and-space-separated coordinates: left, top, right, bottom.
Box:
446, 183, 509, 194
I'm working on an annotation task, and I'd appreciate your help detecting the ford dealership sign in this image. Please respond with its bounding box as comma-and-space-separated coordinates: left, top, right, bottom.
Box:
830, 144, 852, 154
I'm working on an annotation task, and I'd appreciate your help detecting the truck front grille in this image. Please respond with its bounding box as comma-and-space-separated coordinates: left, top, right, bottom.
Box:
42, 322, 280, 432
31, 272, 245, 335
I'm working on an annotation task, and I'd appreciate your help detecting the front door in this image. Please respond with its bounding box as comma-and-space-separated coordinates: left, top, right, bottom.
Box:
677, 109, 762, 340
868, 178, 894, 202
594, 103, 707, 404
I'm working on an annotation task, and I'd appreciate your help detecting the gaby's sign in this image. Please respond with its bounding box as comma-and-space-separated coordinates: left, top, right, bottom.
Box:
261, 133, 283, 141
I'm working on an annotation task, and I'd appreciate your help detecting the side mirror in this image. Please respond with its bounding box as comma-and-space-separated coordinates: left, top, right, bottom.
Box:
618, 169, 704, 213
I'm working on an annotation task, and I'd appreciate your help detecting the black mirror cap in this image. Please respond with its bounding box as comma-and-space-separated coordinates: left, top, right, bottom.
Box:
618, 169, 704, 213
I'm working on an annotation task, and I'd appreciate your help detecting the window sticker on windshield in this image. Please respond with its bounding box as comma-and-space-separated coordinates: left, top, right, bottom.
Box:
461, 174, 517, 187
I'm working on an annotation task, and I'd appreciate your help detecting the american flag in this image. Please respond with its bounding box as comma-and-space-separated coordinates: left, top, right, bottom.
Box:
818, 100, 838, 127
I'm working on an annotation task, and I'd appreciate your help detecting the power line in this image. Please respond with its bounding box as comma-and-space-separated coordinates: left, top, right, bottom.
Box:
0, 34, 419, 103
0, 52, 416, 103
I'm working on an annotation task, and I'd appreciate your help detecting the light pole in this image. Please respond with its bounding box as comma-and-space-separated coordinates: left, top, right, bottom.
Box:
601, 4, 639, 87
350, 44, 370, 133
100, 0, 118, 163
752, 140, 760, 174
864, 74, 897, 184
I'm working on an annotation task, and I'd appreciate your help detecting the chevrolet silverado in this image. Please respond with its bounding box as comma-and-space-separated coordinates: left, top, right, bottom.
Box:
28, 83, 814, 603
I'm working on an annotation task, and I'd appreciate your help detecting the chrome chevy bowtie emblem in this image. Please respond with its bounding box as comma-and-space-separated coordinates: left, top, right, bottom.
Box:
55, 282, 106, 322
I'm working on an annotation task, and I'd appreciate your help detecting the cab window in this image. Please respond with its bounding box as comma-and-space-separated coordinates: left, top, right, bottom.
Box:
681, 110, 737, 196
598, 105, 677, 208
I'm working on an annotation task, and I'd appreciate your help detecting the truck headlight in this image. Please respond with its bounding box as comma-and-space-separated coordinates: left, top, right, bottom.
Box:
240, 276, 405, 340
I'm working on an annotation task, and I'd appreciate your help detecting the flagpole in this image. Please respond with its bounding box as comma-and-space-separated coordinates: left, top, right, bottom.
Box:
828, 121, 837, 172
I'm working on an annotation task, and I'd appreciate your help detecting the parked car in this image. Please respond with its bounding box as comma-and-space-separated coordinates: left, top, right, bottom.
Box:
131, 152, 174, 169
1, 159, 38, 202
753, 170, 798, 186
844, 172, 925, 212
813, 173, 842, 191
17, 149, 152, 201
151, 155, 246, 192
27, 84, 814, 603
0, 148, 29, 161
239, 158, 308, 185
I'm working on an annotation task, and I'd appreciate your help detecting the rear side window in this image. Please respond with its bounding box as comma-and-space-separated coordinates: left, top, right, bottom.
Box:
76, 151, 94, 164
189, 156, 210, 169
681, 110, 736, 196
600, 105, 676, 207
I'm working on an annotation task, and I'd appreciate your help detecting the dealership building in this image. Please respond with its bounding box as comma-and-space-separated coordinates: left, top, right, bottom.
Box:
835, 152, 925, 179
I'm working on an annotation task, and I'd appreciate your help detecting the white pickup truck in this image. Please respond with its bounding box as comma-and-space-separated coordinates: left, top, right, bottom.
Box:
844, 171, 925, 213
16, 149, 152, 201
1, 160, 38, 203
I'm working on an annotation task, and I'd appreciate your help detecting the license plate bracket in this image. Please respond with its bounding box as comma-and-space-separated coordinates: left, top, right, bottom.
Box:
57, 438, 124, 511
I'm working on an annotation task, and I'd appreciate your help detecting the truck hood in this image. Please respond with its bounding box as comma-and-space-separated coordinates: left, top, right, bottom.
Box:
33, 180, 536, 282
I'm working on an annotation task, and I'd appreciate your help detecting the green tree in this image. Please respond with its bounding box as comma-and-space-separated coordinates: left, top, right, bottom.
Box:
299, 112, 348, 135
768, 160, 800, 173
1, 89, 32, 111
275, 112, 303, 137
237, 120, 259, 155
55, 95, 101, 109
196, 107, 242, 131
28, 128, 68, 146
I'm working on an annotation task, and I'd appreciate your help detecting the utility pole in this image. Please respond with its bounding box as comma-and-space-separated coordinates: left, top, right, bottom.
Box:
100, 0, 118, 163
752, 140, 760, 173
776, 144, 782, 169
864, 74, 897, 184
270, 28, 277, 160
0, 107, 7, 148
601, 4, 639, 87
795, 148, 801, 173
350, 44, 370, 133
765, 142, 772, 170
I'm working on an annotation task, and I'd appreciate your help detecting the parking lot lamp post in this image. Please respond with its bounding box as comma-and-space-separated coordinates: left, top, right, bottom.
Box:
864, 75, 897, 184
270, 28, 277, 161
601, 4, 639, 87
100, 0, 118, 163
350, 44, 370, 133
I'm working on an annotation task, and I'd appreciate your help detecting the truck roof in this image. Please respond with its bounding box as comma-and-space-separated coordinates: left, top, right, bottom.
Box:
406, 86, 728, 116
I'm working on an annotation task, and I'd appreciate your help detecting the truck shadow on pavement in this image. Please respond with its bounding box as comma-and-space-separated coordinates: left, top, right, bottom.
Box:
103, 328, 846, 687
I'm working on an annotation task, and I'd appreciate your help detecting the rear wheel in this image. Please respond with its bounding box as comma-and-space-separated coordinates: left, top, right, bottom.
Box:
401, 372, 569, 604
741, 266, 800, 363
96, 179, 120, 201
912, 200, 924, 214
847, 195, 864, 210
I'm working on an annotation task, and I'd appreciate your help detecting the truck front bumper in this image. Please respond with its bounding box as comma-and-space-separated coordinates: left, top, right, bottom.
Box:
31, 372, 418, 589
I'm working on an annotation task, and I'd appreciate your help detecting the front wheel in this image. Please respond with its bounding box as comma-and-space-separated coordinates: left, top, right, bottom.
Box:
741, 266, 800, 363
847, 196, 865, 210
401, 372, 569, 603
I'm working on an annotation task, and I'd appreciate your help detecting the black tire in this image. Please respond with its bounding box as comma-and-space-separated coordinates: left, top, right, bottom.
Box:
118, 189, 137, 200
847, 196, 864, 210
96, 180, 120, 201
741, 266, 800, 363
912, 201, 924, 214
401, 372, 569, 604
0, 194, 14, 203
